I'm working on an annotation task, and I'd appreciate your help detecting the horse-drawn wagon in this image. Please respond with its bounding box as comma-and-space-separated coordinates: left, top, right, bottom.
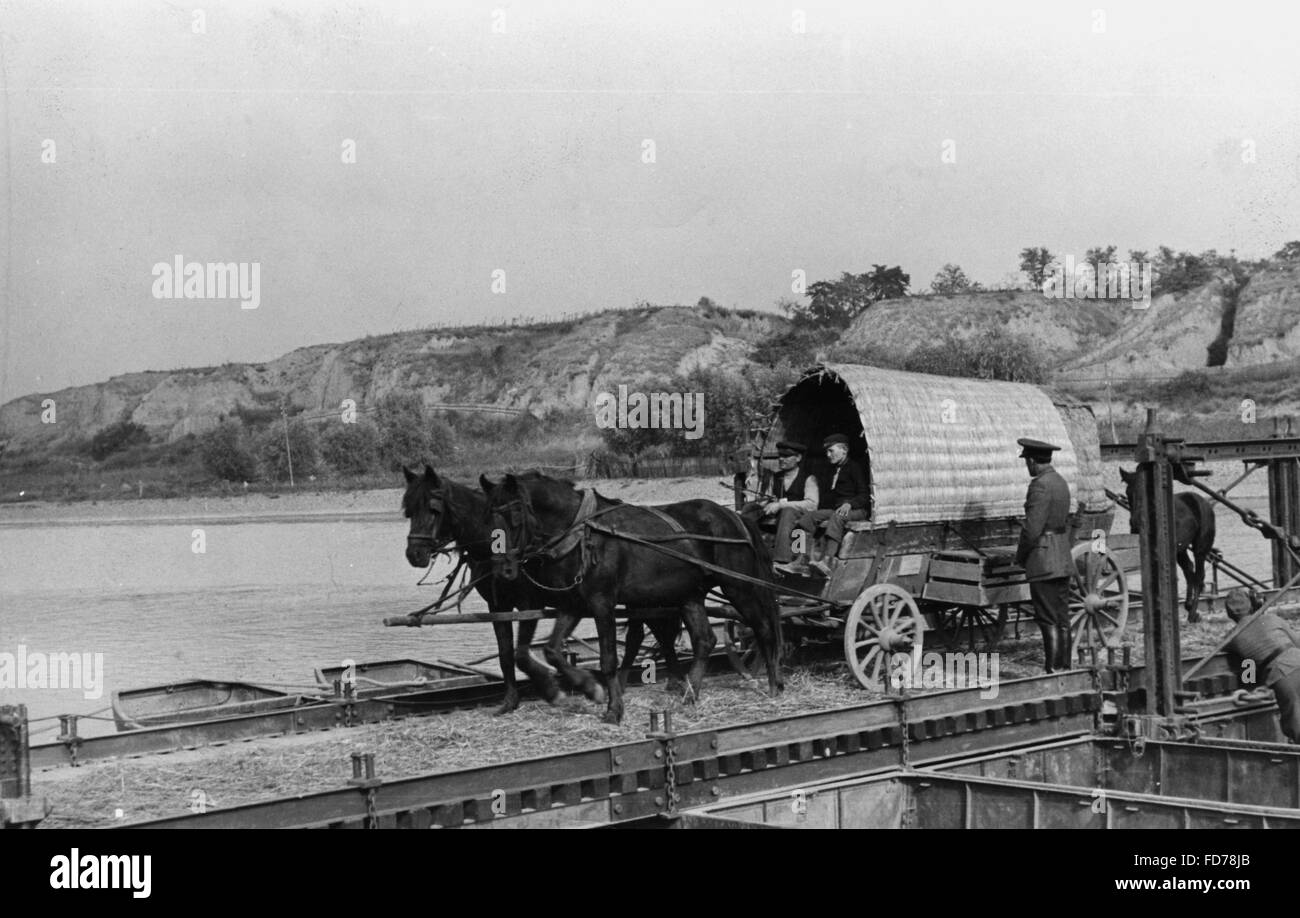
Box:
726, 363, 1131, 688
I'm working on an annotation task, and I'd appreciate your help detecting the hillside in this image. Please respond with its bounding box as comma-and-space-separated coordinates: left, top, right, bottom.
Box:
837, 290, 1133, 365
5, 256, 1300, 474
0, 306, 785, 452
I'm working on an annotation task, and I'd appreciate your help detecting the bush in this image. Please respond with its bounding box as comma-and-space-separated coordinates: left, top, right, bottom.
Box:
320, 420, 381, 475
198, 421, 258, 482
903, 330, 1046, 383
254, 419, 320, 482
675, 364, 800, 456
373, 393, 454, 471
89, 420, 151, 461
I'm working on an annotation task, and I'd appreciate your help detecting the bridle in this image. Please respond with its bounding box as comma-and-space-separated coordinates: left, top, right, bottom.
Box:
406, 490, 452, 555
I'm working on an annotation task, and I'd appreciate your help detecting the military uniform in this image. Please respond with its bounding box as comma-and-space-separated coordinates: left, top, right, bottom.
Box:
1225, 592, 1300, 743
1014, 438, 1074, 672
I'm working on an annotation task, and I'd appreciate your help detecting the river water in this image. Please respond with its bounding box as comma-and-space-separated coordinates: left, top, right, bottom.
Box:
0, 461, 1282, 738
0, 515, 580, 737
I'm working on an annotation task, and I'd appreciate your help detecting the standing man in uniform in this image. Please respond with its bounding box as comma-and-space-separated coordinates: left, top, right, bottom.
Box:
1014, 438, 1074, 673
1224, 589, 1300, 744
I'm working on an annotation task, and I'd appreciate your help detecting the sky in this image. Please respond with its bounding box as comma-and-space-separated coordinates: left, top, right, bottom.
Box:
2, 0, 1299, 403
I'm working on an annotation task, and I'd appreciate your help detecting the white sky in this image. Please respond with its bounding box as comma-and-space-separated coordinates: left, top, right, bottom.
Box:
2, 0, 1298, 402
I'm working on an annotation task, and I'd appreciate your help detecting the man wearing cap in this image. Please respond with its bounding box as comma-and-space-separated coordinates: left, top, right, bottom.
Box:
788, 433, 871, 577
1224, 589, 1300, 743
748, 441, 821, 573
1015, 437, 1074, 673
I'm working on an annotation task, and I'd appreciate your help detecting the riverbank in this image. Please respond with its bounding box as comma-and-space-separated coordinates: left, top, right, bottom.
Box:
0, 477, 731, 528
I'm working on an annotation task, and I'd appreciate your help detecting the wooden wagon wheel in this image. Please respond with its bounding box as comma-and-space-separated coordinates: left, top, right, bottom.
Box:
1068, 543, 1130, 660
934, 604, 1009, 653
843, 584, 926, 690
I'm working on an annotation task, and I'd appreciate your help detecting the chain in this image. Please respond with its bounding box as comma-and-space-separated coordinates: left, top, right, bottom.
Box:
664, 738, 679, 815
898, 693, 911, 769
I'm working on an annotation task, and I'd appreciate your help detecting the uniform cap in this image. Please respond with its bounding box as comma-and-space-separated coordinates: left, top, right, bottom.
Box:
1017, 437, 1060, 461
823, 433, 851, 449
775, 440, 806, 457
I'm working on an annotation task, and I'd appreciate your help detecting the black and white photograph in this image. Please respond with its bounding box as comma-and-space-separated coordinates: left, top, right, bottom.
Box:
1, 0, 1297, 890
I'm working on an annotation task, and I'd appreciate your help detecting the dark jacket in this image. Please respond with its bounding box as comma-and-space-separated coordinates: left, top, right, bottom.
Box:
1015, 465, 1073, 581
821, 460, 870, 513
1227, 612, 1300, 687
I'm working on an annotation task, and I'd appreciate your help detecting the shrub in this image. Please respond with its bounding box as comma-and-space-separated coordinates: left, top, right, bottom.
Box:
89, 420, 151, 461
903, 330, 1046, 383
373, 392, 454, 470
254, 419, 320, 482
198, 421, 258, 482
320, 420, 381, 475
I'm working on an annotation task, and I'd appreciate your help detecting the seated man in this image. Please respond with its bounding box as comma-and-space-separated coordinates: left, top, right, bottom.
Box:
789, 433, 871, 577
741, 441, 820, 574
1224, 589, 1300, 744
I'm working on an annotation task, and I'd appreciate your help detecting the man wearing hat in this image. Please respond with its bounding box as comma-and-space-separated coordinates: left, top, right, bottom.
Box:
1015, 437, 1074, 673
787, 433, 871, 577
1224, 588, 1300, 743
748, 441, 822, 573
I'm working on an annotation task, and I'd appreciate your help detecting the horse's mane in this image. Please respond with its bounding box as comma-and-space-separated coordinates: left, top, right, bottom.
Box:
510, 470, 624, 509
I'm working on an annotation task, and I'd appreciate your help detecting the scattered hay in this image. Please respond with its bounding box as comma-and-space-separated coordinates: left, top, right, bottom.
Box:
36, 666, 877, 828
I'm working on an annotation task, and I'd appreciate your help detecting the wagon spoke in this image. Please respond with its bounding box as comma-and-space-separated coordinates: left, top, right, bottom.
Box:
871, 650, 884, 684
856, 645, 880, 675
1099, 568, 1120, 591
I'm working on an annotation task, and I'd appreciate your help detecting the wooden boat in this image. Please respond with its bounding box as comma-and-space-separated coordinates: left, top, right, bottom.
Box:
314, 658, 491, 692
111, 680, 310, 731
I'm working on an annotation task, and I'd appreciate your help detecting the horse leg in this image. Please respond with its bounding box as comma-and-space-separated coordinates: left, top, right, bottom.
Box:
542, 611, 606, 706
619, 620, 646, 690
512, 618, 562, 703
722, 583, 785, 696
648, 617, 686, 693
491, 620, 521, 715
1191, 550, 1209, 623
590, 602, 624, 724
679, 599, 715, 703
1176, 549, 1200, 623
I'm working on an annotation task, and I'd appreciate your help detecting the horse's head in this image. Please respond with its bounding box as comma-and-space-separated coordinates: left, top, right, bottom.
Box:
402, 464, 452, 567
479, 473, 532, 581
1119, 467, 1139, 533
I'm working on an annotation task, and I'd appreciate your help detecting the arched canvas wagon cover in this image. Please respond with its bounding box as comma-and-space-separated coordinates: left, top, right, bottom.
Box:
763, 364, 1110, 525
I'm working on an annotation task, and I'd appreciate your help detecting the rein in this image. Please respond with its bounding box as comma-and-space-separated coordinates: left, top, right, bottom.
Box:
493, 488, 826, 604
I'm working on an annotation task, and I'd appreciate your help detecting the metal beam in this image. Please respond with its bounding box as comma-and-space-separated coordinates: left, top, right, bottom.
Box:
1133, 413, 1182, 717
1101, 436, 1300, 462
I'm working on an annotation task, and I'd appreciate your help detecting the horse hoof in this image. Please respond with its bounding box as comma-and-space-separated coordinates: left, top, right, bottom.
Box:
601, 710, 622, 725
591, 682, 608, 705
494, 698, 519, 716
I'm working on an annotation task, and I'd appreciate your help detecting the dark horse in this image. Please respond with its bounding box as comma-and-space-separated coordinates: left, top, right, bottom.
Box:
481, 472, 784, 724
401, 466, 687, 712
1119, 467, 1217, 623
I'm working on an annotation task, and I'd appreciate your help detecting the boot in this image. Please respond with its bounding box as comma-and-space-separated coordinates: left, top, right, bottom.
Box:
1056, 626, 1073, 671
1040, 625, 1058, 674
774, 553, 811, 577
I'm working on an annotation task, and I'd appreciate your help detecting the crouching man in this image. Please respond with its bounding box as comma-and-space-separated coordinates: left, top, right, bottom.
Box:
1225, 588, 1300, 744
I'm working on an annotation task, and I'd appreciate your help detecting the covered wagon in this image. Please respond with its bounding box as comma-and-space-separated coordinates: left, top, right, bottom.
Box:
732, 363, 1128, 687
